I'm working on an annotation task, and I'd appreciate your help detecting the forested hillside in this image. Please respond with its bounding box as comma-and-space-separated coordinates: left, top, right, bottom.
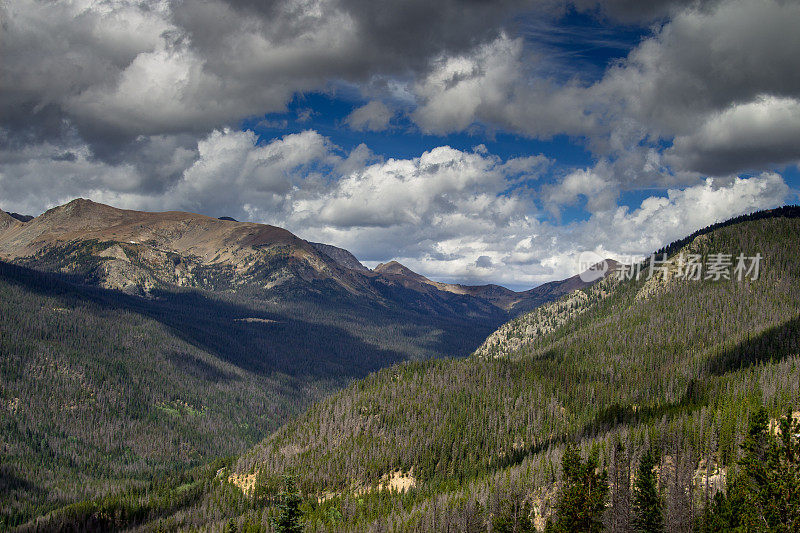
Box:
188, 211, 799, 531
6, 209, 800, 531
0, 259, 499, 529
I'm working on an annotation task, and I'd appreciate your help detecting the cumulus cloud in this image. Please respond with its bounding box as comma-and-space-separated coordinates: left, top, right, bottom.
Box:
541, 163, 619, 216
408, 0, 800, 177
2, 128, 789, 289
2, 0, 798, 289
0, 0, 537, 145
603, 0, 800, 134
344, 101, 394, 131
586, 173, 791, 256
475, 255, 494, 269
411, 35, 595, 138
667, 96, 800, 175
173, 129, 340, 214
5, 0, 799, 178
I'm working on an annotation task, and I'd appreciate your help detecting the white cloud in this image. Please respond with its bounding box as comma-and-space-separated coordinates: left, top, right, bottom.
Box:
411, 35, 595, 138
0, 129, 791, 289
344, 101, 393, 131
294, 146, 534, 229
170, 129, 341, 216
587, 173, 791, 256
541, 163, 619, 216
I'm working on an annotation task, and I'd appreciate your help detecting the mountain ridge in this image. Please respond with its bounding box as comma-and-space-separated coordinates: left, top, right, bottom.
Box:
0, 199, 607, 315
217, 208, 800, 532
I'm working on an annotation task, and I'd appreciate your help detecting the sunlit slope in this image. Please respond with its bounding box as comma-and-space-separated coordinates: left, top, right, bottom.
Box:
236, 213, 800, 496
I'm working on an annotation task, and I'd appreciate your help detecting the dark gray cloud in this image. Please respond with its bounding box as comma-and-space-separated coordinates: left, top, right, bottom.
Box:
1, 0, 535, 148
666, 96, 800, 175
410, 0, 800, 176
601, 0, 800, 135
1, 0, 798, 284
7, 0, 795, 179
475, 255, 494, 268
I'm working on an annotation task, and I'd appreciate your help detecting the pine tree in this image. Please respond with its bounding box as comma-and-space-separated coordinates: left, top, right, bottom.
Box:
631, 448, 663, 532
549, 445, 609, 532
492, 496, 535, 532
273, 477, 303, 533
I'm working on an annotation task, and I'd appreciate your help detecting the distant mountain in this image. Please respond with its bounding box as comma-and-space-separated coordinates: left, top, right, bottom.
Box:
371, 259, 613, 313
0, 198, 343, 297
0, 199, 606, 316
0, 209, 21, 231
310, 241, 370, 272
8, 212, 34, 223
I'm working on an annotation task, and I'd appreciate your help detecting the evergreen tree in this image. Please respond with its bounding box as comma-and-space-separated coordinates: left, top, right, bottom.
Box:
273, 477, 304, 533
737, 407, 800, 531
697, 407, 800, 532
549, 445, 609, 532
631, 448, 663, 532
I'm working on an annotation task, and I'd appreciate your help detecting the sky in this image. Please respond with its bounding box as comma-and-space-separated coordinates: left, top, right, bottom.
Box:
1, 0, 799, 290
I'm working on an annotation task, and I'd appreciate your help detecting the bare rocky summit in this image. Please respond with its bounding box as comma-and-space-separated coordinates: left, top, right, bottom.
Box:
0, 199, 607, 314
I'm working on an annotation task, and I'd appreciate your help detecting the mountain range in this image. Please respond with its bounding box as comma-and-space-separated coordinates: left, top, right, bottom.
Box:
0, 199, 613, 529
6, 200, 797, 531
0, 199, 601, 316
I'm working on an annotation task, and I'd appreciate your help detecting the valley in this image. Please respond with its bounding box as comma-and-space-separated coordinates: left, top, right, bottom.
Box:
2, 205, 799, 531
0, 200, 609, 530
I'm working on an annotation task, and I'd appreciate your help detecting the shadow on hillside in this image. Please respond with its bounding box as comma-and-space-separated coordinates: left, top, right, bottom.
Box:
705, 315, 800, 376
0, 260, 411, 381
487, 314, 800, 476
0, 465, 41, 496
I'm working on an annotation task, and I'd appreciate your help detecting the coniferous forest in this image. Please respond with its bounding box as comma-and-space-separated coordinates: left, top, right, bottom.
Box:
0, 256, 500, 528
2, 210, 800, 531
6, 0, 800, 530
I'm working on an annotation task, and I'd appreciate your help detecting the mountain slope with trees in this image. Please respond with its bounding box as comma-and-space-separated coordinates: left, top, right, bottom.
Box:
6, 207, 800, 531
0, 200, 610, 529
194, 209, 800, 532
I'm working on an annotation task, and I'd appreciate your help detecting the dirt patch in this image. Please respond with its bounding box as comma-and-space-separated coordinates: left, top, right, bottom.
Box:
769, 410, 800, 436
318, 469, 417, 503
229, 472, 258, 496
355, 469, 417, 496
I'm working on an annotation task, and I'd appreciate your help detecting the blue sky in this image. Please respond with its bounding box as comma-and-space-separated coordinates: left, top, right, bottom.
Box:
2, 0, 799, 289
